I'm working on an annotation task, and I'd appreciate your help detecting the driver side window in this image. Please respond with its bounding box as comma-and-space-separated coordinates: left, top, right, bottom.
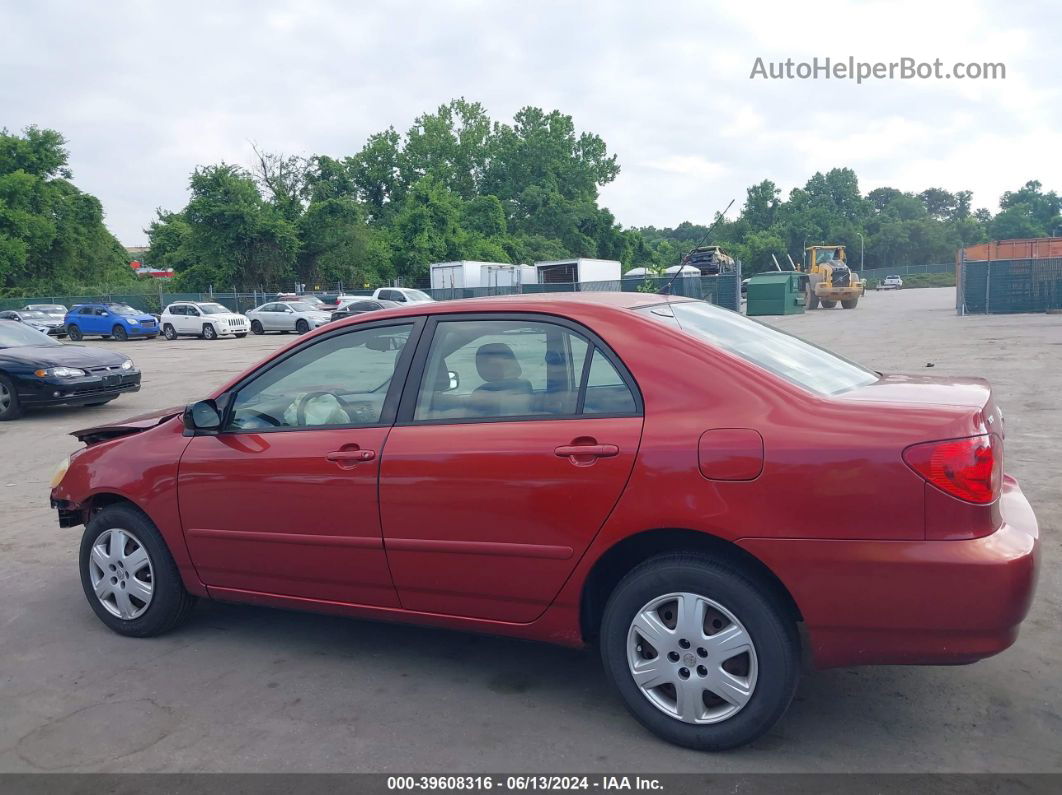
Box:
228, 324, 413, 430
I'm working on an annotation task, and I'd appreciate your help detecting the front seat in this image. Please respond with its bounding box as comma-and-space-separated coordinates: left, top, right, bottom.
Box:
470, 343, 533, 416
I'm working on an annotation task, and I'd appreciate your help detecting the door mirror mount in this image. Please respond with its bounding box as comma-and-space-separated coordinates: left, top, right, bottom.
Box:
183, 399, 223, 436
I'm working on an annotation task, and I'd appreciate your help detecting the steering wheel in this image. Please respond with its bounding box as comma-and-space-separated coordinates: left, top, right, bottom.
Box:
294, 390, 354, 426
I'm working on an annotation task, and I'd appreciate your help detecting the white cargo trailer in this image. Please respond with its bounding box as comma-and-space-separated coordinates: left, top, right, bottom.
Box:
429, 261, 519, 291
533, 258, 622, 284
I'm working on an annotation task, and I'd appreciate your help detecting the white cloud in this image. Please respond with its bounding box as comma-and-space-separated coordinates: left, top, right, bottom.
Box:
1, 0, 1059, 243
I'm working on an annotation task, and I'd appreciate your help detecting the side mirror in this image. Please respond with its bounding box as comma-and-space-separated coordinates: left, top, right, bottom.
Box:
447, 370, 460, 391
183, 399, 222, 435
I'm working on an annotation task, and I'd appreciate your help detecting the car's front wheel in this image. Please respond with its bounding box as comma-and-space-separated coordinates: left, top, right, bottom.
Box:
600, 554, 799, 751
0, 374, 23, 421
112, 325, 129, 341
295, 318, 310, 334
67, 324, 82, 341
79, 505, 196, 637
162, 324, 177, 340
202, 324, 218, 340
250, 320, 264, 335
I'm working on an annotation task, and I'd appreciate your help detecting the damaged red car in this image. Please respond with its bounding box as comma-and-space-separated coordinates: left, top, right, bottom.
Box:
50, 293, 1039, 750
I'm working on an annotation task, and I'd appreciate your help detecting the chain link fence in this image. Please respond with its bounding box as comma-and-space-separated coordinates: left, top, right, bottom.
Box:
3, 267, 744, 314
958, 258, 1062, 314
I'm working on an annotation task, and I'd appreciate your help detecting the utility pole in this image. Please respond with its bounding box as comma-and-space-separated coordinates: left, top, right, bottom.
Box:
856, 232, 865, 270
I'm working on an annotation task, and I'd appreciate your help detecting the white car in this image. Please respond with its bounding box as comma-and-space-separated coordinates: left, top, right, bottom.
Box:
245, 301, 332, 335
879, 275, 903, 290
371, 287, 434, 304
160, 302, 250, 340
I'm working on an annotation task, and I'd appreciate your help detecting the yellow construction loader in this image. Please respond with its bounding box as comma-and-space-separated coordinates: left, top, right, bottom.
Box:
801, 245, 863, 309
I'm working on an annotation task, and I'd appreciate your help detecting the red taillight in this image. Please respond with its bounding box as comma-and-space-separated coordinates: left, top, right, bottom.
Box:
903, 434, 1002, 504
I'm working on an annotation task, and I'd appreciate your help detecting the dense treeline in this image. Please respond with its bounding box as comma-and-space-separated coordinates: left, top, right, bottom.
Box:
0, 127, 134, 294
3, 105, 1061, 295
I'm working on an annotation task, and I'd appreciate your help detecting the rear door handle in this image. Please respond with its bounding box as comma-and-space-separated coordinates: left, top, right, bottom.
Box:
326, 449, 376, 465
554, 444, 619, 459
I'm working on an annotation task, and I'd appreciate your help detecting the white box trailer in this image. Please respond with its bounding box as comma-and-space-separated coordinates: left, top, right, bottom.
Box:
533, 258, 622, 284
429, 261, 519, 290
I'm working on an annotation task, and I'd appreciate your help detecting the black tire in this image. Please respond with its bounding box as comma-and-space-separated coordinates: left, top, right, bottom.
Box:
112, 325, 129, 341
0, 373, 23, 421
819, 300, 837, 309
295, 319, 310, 334
162, 324, 177, 340
79, 504, 196, 637
805, 292, 819, 310
67, 325, 83, 341
202, 324, 218, 340
250, 320, 264, 335
600, 554, 799, 751
234, 332, 247, 338
841, 298, 858, 309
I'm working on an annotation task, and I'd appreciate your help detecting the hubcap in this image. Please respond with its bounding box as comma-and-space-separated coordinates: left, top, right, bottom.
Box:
88, 528, 154, 620
0, 382, 10, 412
627, 592, 758, 724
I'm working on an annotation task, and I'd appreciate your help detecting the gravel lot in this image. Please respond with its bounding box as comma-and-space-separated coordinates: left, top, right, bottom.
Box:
0, 287, 1058, 773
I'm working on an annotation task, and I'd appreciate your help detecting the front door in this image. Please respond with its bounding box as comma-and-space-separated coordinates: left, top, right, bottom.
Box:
179, 320, 419, 606
379, 315, 644, 622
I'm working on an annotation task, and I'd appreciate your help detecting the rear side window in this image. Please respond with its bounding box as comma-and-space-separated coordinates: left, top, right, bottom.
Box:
169, 305, 186, 316
639, 301, 877, 396
412, 319, 638, 422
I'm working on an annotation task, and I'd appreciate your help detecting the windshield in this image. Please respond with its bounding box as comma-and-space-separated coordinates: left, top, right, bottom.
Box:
28, 305, 65, 312
638, 301, 877, 396
0, 321, 61, 347
106, 304, 141, 316
198, 303, 230, 315
288, 302, 316, 312
20, 311, 49, 320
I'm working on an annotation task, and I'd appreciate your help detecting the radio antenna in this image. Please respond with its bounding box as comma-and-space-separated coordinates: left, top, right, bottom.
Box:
657, 199, 735, 295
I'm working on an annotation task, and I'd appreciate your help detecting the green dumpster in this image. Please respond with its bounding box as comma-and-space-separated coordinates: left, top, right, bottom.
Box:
745, 272, 807, 316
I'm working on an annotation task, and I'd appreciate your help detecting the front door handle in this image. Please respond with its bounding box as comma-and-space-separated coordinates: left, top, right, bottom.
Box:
326, 448, 376, 467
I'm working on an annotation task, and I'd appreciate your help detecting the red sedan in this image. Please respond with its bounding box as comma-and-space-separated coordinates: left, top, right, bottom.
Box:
50, 293, 1039, 750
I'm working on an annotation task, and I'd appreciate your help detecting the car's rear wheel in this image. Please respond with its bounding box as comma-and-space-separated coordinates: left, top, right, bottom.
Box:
67, 325, 82, 341
841, 299, 858, 309
296, 319, 310, 334
202, 324, 217, 340
0, 374, 23, 421
112, 325, 129, 341
820, 300, 837, 309
79, 505, 195, 637
250, 320, 264, 335
600, 554, 798, 751
162, 324, 177, 340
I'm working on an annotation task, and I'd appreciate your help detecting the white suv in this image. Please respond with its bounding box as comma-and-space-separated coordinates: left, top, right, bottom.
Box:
879, 275, 903, 290
160, 302, 250, 340
371, 287, 434, 304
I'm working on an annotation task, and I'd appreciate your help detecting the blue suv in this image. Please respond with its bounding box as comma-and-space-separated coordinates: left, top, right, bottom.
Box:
64, 303, 160, 341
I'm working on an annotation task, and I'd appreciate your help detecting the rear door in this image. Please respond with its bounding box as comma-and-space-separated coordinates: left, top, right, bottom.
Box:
379, 313, 644, 622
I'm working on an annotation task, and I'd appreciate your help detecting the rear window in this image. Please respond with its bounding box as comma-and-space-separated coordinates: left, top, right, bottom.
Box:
638, 301, 877, 396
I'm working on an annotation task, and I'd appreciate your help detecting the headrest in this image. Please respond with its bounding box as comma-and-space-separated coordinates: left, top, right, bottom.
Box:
476, 343, 522, 382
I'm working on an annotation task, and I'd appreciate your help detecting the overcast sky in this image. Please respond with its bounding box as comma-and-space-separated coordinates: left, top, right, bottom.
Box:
3, 0, 1060, 245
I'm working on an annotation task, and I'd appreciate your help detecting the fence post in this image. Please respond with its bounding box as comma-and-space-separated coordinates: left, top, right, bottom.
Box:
985, 261, 991, 314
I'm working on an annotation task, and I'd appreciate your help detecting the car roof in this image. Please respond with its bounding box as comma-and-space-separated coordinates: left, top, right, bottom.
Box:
332, 291, 673, 325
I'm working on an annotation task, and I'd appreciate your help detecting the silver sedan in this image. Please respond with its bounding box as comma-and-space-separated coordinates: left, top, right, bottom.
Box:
245, 301, 333, 335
